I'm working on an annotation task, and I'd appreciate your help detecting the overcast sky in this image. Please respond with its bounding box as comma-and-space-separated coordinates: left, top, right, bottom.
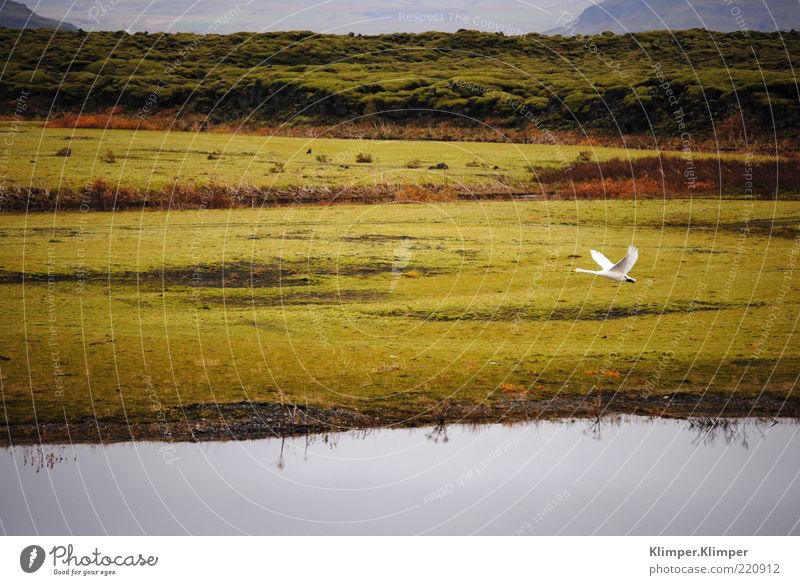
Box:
30, 0, 595, 34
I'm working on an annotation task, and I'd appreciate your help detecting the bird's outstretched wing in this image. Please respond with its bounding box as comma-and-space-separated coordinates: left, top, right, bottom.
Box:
590, 249, 614, 270
609, 245, 639, 274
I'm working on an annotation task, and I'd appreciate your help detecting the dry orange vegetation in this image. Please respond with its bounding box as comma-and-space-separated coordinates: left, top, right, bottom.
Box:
585, 369, 623, 380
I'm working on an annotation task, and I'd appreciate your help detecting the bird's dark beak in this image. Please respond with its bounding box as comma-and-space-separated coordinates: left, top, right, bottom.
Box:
625, 276, 636, 283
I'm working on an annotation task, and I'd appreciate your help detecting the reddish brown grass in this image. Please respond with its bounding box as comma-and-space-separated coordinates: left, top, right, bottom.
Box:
500, 383, 527, 394
585, 368, 623, 380
542, 155, 800, 199
395, 185, 458, 202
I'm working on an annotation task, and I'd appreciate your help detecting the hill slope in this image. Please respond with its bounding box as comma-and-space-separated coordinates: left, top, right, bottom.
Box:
553, 0, 800, 35
0, 0, 76, 31
1, 28, 798, 139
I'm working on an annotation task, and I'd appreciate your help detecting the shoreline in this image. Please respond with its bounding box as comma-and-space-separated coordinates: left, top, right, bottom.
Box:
2, 391, 797, 446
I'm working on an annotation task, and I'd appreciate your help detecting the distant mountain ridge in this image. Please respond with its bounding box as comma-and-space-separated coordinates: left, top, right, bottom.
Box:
550, 0, 800, 35
0, 0, 76, 31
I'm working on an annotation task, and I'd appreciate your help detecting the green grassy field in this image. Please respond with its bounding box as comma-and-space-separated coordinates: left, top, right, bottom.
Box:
1, 123, 745, 192
1, 199, 798, 427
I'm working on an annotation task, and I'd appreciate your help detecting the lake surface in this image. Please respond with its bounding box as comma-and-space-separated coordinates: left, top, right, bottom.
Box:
1, 416, 798, 535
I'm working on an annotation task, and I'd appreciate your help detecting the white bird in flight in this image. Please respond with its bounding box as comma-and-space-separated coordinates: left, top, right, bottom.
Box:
575, 246, 639, 283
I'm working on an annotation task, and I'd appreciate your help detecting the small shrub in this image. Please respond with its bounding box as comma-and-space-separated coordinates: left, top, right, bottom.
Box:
207, 150, 221, 160
577, 150, 593, 162
316, 154, 330, 163
103, 149, 116, 163
465, 159, 481, 168
56, 147, 72, 157
406, 159, 421, 169
500, 383, 527, 394
269, 162, 285, 174
355, 152, 372, 163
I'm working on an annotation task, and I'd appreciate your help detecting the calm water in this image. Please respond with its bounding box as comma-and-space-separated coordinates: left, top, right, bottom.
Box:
1, 417, 798, 535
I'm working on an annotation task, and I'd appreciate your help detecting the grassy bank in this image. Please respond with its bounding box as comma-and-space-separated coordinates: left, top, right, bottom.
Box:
1, 200, 798, 434
4, 124, 796, 213
0, 123, 669, 191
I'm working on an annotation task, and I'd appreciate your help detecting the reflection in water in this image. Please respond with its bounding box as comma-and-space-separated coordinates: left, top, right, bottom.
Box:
1, 416, 798, 535
687, 417, 778, 449
582, 413, 625, 440
19, 445, 75, 473
425, 421, 449, 444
